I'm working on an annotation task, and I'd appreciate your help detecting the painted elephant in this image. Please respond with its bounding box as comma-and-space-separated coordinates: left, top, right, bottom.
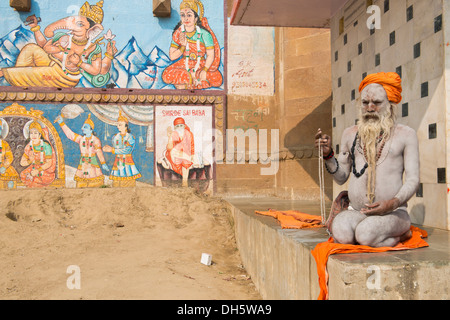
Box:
0, 1, 116, 88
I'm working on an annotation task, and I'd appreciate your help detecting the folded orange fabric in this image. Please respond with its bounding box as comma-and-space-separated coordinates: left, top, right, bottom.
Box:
311, 226, 429, 300
255, 209, 323, 229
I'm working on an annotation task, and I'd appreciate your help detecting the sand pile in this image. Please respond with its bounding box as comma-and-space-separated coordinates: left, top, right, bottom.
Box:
0, 186, 261, 300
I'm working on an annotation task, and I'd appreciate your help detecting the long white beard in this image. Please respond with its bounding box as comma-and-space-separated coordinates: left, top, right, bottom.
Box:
175, 127, 185, 139
357, 105, 396, 204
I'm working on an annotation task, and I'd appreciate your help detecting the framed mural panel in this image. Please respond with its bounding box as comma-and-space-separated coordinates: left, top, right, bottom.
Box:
0, 93, 224, 192
0, 0, 227, 193
0, 0, 226, 92
0, 103, 66, 189
0, 102, 154, 189
155, 104, 214, 192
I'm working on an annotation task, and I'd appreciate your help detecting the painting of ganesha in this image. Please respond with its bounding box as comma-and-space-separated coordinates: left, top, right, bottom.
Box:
0, 1, 116, 88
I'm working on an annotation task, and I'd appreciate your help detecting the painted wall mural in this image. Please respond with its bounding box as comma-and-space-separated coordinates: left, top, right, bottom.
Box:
155, 105, 213, 192
0, 102, 215, 191
0, 102, 155, 189
0, 0, 225, 90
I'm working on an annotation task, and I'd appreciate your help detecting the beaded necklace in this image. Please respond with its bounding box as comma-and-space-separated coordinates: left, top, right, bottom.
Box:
82, 136, 94, 149
181, 25, 202, 73
81, 136, 95, 176
31, 140, 45, 165
30, 140, 45, 177
351, 132, 386, 178
115, 133, 128, 169
62, 35, 91, 76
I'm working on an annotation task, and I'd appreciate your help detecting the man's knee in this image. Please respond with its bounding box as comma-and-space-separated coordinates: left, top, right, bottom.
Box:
332, 226, 357, 245
355, 212, 411, 247
355, 222, 379, 246
355, 218, 392, 247
331, 210, 365, 245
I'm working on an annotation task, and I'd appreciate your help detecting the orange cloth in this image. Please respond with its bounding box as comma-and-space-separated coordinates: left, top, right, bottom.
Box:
255, 209, 323, 229
311, 226, 429, 300
359, 72, 403, 104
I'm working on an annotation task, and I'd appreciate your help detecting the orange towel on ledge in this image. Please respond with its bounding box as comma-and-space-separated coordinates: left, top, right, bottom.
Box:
311, 226, 429, 300
255, 209, 323, 229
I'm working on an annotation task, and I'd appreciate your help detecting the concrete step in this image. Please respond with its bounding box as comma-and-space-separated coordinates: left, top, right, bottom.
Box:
225, 197, 450, 300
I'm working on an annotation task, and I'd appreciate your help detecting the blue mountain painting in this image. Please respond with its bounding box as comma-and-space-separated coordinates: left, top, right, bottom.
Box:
0, 25, 225, 90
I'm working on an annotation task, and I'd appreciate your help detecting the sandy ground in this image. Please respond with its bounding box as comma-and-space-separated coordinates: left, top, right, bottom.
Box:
0, 186, 261, 300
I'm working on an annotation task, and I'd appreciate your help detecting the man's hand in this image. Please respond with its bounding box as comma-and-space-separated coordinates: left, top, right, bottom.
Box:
198, 70, 207, 82
67, 53, 81, 68
167, 126, 173, 138
361, 198, 400, 216
26, 15, 39, 29
106, 40, 118, 56
102, 145, 113, 153
315, 128, 332, 158
55, 115, 63, 124
179, 32, 188, 47
59, 36, 70, 49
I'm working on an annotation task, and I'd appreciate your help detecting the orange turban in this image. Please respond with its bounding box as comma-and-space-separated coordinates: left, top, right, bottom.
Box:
173, 117, 186, 126
359, 72, 402, 104
173, 117, 191, 132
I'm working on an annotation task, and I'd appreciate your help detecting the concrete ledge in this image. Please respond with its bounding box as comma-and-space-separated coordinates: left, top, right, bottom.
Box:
226, 197, 450, 300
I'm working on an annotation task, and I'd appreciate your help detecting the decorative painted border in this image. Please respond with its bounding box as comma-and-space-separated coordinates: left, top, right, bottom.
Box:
0, 90, 226, 135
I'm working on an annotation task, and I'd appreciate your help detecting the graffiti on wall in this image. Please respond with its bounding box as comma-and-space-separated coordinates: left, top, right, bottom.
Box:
230, 106, 270, 131
228, 24, 274, 96
0, 0, 224, 90
155, 105, 213, 192
0, 102, 154, 189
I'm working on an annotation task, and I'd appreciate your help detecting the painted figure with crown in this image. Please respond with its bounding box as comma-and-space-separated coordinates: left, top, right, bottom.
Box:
56, 113, 109, 188
0, 118, 20, 189
20, 120, 56, 188
162, 0, 223, 90
0, 1, 117, 88
102, 112, 141, 188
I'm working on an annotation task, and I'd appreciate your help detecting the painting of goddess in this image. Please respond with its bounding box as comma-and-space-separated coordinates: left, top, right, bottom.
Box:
162, 0, 222, 90
20, 120, 56, 188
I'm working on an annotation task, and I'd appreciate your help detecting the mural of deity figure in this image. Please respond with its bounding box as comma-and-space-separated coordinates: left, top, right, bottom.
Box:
102, 111, 141, 187
56, 113, 109, 188
162, 0, 223, 90
0, 118, 20, 189
0, 1, 117, 88
20, 120, 56, 188
163, 117, 195, 187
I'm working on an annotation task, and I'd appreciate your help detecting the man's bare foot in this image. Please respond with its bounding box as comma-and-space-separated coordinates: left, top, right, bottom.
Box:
399, 229, 413, 243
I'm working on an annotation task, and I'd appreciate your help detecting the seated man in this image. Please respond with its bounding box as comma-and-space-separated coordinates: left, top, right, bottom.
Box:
164, 117, 196, 187
315, 72, 420, 248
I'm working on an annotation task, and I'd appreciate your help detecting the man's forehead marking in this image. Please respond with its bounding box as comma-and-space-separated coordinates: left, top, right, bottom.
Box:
361, 83, 388, 100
